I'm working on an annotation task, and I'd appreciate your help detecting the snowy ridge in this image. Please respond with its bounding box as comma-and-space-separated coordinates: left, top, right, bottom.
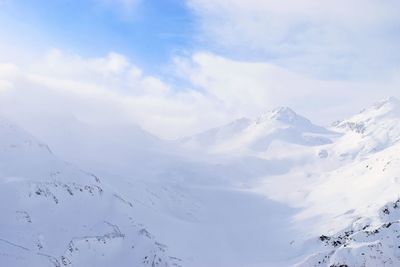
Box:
180, 106, 333, 154
331, 97, 400, 160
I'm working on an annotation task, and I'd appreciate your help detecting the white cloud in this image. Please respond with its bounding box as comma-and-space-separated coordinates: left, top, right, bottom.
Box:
0, 50, 229, 140
1, 49, 399, 144
174, 52, 400, 124
0, 0, 398, 169
186, 0, 400, 79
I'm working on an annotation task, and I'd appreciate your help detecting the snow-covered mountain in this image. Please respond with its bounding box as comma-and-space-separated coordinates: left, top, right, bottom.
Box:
250, 97, 400, 266
3, 97, 400, 267
180, 107, 334, 155
177, 97, 400, 266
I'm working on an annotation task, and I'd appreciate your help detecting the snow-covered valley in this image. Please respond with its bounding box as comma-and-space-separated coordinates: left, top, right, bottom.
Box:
2, 97, 400, 267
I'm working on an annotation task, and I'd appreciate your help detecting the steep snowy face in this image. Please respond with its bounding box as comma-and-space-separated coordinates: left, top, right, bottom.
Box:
292, 142, 400, 267
0, 118, 179, 267
331, 97, 400, 159
180, 107, 333, 154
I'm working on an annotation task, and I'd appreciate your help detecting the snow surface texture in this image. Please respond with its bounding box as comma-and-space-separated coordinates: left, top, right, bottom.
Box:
2, 97, 400, 266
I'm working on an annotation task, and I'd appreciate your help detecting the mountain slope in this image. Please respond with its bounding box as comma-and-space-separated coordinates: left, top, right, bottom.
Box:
293, 141, 400, 266
245, 98, 400, 266
0, 117, 179, 267
4, 97, 400, 267
331, 97, 400, 160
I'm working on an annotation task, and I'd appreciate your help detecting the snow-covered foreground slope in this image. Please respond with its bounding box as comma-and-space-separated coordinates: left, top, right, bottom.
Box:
0, 115, 303, 267
3, 97, 400, 267
0, 118, 181, 267
294, 142, 400, 266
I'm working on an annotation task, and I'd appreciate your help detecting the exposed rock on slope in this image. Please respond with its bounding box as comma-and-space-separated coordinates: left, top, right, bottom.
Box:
331, 97, 400, 159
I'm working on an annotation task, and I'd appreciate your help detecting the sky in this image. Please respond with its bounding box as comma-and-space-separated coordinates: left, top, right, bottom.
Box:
0, 0, 400, 140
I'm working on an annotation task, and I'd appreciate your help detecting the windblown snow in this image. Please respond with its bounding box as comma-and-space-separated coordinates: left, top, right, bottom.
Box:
2, 97, 400, 267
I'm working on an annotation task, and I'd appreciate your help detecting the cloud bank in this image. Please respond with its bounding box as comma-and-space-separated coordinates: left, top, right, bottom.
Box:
0, 49, 399, 142
0, 1, 399, 143
187, 0, 400, 79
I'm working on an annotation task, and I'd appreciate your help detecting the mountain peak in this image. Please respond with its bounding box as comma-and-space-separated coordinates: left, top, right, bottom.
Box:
270, 106, 297, 121
257, 106, 307, 125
